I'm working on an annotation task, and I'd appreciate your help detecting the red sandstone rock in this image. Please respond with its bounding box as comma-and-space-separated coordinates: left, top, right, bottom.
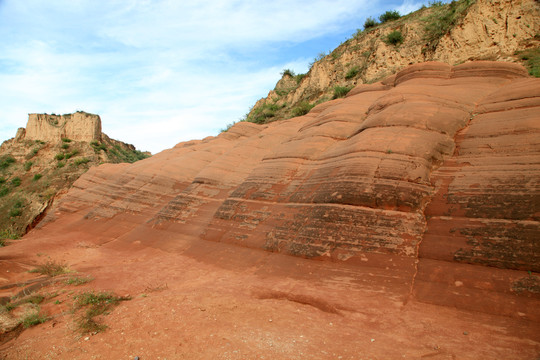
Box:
0, 61, 538, 359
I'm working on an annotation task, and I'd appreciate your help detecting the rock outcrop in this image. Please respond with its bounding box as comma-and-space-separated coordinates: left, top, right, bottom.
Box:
25, 61, 539, 320
0, 62, 538, 359
24, 112, 102, 143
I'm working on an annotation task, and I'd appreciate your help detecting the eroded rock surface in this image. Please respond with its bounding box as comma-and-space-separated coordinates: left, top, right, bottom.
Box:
1, 61, 538, 358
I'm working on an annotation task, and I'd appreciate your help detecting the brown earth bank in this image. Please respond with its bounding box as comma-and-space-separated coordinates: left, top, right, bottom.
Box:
0, 61, 539, 359
247, 0, 540, 124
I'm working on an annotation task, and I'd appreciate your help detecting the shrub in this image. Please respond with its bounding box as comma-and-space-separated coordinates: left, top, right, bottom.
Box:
29, 260, 70, 277
0, 177, 5, 184
333, 86, 353, 99
248, 103, 280, 124
65, 276, 94, 286
379, 10, 401, 23
57, 161, 66, 168
517, 48, 540, 77
22, 311, 49, 328
74, 158, 91, 166
0, 229, 19, 246
385, 30, 404, 45
62, 143, 70, 149
291, 102, 315, 117
33, 173, 43, 181
0, 186, 9, 197
294, 73, 306, 85
281, 69, 295, 77
28, 147, 39, 158
11, 177, 21, 187
9, 208, 22, 217
108, 146, 150, 164
91, 141, 107, 152
0, 156, 15, 170
24, 161, 33, 171
74, 291, 130, 334
61, 138, 72, 143
422, 0, 476, 52
345, 67, 360, 80
55, 153, 65, 161
64, 150, 79, 159
364, 17, 378, 30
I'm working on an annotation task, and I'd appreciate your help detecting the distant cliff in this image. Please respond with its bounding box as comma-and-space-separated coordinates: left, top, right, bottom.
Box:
23, 111, 102, 143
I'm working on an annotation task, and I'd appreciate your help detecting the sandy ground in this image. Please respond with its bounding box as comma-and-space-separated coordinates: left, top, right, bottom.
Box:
0, 216, 538, 360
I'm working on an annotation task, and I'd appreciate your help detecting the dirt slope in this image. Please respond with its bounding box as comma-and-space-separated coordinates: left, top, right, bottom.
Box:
247, 0, 540, 124
0, 61, 538, 359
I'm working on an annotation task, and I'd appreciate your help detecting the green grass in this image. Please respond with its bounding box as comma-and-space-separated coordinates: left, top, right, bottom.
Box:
11, 177, 21, 187
57, 161, 66, 168
291, 102, 315, 117
385, 30, 404, 46
0, 155, 16, 170
64, 150, 79, 159
32, 173, 43, 181
55, 153, 65, 161
9, 208, 22, 217
61, 138, 72, 143
74, 291, 131, 334
9, 200, 24, 217
74, 158, 91, 166
21, 311, 49, 328
1, 294, 46, 315
0, 229, 20, 241
345, 66, 360, 80
333, 85, 353, 99
65, 276, 94, 286
0, 186, 9, 197
24, 161, 33, 171
108, 146, 150, 164
517, 47, 540, 77
294, 73, 306, 85
61, 143, 70, 149
29, 260, 70, 277
246, 103, 281, 124
90, 141, 108, 152
422, 0, 476, 52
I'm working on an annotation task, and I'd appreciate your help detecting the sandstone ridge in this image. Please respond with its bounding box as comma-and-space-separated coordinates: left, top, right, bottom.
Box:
0, 61, 538, 359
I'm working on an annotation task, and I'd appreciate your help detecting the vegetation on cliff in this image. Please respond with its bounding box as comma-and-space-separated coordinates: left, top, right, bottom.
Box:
0, 115, 151, 241
237, 0, 538, 127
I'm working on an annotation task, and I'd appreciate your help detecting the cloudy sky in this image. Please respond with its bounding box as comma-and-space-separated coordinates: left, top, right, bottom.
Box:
0, 0, 437, 154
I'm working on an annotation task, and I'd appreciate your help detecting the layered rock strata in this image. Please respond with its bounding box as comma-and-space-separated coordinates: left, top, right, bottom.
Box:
31, 61, 540, 321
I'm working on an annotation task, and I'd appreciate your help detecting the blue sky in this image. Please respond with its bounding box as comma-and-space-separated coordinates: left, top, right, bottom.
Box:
0, 0, 438, 154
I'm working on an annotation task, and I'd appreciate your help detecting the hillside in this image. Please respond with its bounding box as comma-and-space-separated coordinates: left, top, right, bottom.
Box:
0, 61, 538, 359
245, 0, 540, 124
0, 111, 149, 241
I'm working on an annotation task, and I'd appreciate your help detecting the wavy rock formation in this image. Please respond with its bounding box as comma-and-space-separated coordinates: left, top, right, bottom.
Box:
37, 61, 539, 316
1, 61, 538, 358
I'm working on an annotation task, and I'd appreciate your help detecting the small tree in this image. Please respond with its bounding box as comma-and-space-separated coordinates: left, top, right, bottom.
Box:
364, 17, 378, 30
379, 10, 401, 23
385, 30, 404, 46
